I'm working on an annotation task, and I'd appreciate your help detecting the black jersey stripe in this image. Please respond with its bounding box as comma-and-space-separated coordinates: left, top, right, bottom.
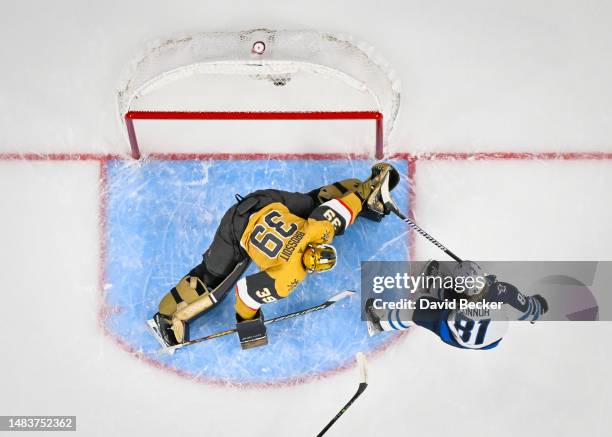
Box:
333, 182, 349, 194
170, 287, 183, 304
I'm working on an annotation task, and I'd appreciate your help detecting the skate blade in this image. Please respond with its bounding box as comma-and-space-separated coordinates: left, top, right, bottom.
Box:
366, 320, 378, 337
146, 319, 176, 355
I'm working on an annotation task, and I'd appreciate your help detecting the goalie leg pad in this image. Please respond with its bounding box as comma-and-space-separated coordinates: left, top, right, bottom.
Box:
158, 275, 211, 317
312, 178, 361, 204
170, 316, 190, 344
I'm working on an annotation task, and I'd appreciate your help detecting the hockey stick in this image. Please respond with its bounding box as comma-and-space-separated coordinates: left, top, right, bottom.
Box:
316, 352, 368, 437
160, 290, 355, 354
380, 174, 463, 262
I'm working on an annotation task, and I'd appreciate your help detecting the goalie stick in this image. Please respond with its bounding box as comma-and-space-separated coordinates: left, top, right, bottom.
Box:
380, 172, 463, 263
155, 290, 355, 354
316, 352, 368, 437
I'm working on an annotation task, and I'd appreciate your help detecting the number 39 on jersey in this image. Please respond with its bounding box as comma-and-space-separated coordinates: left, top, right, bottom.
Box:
249, 210, 298, 258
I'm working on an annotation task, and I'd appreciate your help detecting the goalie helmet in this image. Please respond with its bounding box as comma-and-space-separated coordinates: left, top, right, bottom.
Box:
302, 244, 337, 273
452, 261, 487, 296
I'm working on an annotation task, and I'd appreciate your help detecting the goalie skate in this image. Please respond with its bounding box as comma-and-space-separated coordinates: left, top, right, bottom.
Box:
147, 319, 170, 349
146, 314, 178, 354
364, 298, 384, 337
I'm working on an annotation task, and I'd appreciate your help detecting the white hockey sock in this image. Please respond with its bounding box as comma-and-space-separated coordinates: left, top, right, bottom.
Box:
379, 309, 411, 332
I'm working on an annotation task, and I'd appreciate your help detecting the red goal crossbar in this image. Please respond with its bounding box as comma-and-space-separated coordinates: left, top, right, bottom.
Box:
125, 111, 384, 160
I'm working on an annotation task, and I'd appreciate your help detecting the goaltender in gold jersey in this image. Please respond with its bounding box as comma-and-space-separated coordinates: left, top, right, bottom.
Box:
147, 163, 400, 350
234, 193, 362, 320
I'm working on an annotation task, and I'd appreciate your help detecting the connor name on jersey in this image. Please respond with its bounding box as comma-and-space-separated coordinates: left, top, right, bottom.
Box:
444, 279, 545, 349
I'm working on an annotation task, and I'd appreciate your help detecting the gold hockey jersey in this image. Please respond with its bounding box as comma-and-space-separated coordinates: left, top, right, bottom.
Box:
235, 192, 362, 319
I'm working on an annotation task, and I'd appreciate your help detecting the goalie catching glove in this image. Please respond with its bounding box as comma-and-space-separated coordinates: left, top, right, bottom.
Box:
316, 162, 400, 222
358, 162, 400, 221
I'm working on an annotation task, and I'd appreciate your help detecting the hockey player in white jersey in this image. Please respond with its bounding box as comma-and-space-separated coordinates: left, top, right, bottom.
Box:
365, 260, 549, 349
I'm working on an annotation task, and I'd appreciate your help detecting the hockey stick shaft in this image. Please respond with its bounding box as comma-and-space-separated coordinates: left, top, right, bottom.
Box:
379, 169, 463, 262
164, 290, 354, 353
316, 353, 368, 436
389, 207, 463, 262
317, 383, 368, 437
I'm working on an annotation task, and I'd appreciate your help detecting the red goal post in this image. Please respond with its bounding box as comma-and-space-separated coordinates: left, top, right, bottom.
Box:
125, 110, 383, 159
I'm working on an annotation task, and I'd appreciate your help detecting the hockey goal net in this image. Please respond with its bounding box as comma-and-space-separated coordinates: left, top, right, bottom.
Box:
118, 29, 400, 159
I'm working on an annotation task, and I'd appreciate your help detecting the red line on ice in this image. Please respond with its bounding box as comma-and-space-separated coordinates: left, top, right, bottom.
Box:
411, 151, 612, 161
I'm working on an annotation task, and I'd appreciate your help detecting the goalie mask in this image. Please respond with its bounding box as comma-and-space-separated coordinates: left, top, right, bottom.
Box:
303, 244, 337, 273
452, 261, 488, 296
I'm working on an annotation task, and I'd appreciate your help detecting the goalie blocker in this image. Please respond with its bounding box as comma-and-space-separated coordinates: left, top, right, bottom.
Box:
236, 309, 267, 350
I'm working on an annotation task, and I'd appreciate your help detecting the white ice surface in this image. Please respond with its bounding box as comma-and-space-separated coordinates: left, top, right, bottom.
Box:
1, 0, 612, 155
1, 1, 611, 436
413, 160, 612, 261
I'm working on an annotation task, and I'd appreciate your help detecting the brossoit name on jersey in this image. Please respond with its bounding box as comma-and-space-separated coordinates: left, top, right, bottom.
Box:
279, 230, 306, 261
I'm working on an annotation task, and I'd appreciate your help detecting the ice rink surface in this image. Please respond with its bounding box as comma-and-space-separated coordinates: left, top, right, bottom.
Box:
1, 1, 612, 436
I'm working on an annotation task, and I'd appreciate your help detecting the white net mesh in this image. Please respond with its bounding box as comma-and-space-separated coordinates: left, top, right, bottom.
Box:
117, 29, 401, 155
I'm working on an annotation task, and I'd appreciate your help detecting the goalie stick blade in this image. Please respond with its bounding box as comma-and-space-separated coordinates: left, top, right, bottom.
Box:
327, 290, 355, 302
146, 319, 176, 355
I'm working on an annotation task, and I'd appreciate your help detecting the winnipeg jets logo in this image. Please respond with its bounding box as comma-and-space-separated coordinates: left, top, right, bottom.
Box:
497, 283, 507, 294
